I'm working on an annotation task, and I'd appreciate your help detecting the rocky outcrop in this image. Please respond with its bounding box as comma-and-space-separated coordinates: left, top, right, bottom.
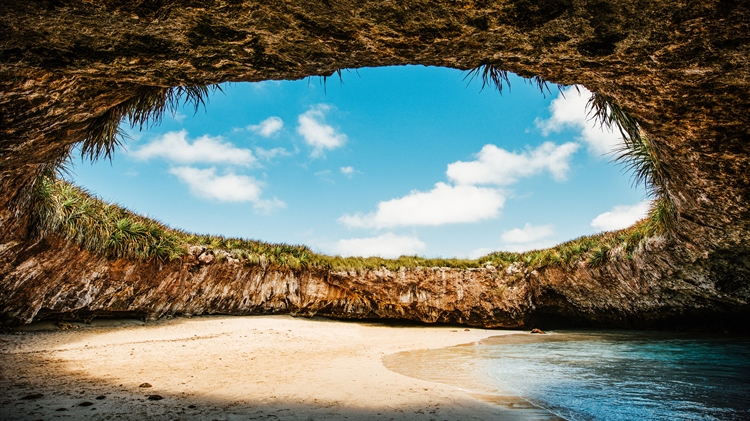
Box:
1, 231, 747, 330
1, 0, 749, 329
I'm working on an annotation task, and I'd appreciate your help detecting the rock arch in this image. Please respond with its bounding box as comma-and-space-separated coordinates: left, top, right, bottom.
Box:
1, 0, 748, 328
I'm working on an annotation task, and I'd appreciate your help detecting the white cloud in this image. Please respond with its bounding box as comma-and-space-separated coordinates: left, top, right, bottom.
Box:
467, 247, 494, 259
535, 86, 622, 156
297, 104, 347, 157
328, 233, 426, 258
339, 182, 505, 229
502, 223, 555, 244
255, 147, 291, 161
591, 201, 650, 231
500, 223, 557, 252
253, 197, 287, 213
172, 112, 187, 123
446, 142, 579, 186
248, 116, 283, 137
340, 166, 361, 178
131, 130, 256, 166
169, 166, 266, 203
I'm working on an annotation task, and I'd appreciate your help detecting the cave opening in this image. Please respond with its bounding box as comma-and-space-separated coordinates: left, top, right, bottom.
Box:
2, 0, 747, 329
62, 65, 647, 260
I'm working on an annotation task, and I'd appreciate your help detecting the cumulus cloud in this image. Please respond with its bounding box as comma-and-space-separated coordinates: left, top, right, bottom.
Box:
446, 142, 579, 186
502, 223, 555, 244
535, 86, 622, 156
297, 104, 347, 157
328, 233, 426, 258
131, 130, 256, 166
591, 201, 650, 231
338, 140, 578, 229
339, 182, 505, 229
169, 166, 277, 207
248, 116, 284, 137
500, 223, 557, 252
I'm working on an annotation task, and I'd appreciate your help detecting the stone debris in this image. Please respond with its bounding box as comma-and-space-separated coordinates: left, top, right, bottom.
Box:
198, 252, 215, 264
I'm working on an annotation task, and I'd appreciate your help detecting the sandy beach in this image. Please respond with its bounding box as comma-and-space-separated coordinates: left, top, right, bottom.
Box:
0, 315, 561, 420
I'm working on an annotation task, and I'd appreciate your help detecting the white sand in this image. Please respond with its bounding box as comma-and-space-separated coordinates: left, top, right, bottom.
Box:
0, 315, 561, 420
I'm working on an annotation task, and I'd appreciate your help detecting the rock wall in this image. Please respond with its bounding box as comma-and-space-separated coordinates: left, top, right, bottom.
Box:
1, 0, 749, 328
2, 232, 747, 330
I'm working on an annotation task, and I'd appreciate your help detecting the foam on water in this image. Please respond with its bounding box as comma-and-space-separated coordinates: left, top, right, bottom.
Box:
384, 331, 750, 421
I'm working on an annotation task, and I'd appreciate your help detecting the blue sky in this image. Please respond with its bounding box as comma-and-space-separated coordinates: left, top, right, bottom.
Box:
70, 65, 648, 258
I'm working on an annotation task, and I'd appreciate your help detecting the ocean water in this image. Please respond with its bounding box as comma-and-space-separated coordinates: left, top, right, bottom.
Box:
384, 331, 750, 421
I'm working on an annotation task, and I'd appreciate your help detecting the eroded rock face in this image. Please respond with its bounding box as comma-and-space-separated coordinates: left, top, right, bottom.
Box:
1, 0, 748, 328
1, 231, 747, 330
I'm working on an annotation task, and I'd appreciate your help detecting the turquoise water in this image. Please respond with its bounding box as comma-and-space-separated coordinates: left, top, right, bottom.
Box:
385, 331, 750, 420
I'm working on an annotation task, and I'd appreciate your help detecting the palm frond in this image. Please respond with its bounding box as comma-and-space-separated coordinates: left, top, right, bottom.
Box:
79, 84, 221, 163
80, 106, 127, 162
464, 63, 511, 94
526, 75, 555, 97
611, 134, 659, 194
586, 92, 641, 146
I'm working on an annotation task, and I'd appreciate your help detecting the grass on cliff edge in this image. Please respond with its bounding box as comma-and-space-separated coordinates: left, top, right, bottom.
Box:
32, 177, 670, 272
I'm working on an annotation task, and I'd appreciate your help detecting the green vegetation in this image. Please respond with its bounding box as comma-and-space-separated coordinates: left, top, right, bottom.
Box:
33, 178, 184, 260
478, 215, 662, 270
32, 177, 316, 265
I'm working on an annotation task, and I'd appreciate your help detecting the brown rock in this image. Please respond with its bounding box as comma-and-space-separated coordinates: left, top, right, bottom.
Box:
138, 383, 152, 388
530, 328, 545, 334
198, 252, 215, 265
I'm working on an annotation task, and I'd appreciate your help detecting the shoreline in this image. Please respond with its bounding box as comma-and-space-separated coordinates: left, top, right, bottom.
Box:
1, 315, 562, 420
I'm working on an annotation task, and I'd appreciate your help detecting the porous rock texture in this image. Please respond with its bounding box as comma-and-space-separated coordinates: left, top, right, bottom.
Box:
1, 0, 749, 329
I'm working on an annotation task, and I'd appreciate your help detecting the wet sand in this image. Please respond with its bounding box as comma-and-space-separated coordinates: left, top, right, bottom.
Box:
0, 315, 561, 420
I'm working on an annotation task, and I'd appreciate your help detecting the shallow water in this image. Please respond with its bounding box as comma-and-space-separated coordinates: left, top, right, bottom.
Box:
384, 331, 750, 421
